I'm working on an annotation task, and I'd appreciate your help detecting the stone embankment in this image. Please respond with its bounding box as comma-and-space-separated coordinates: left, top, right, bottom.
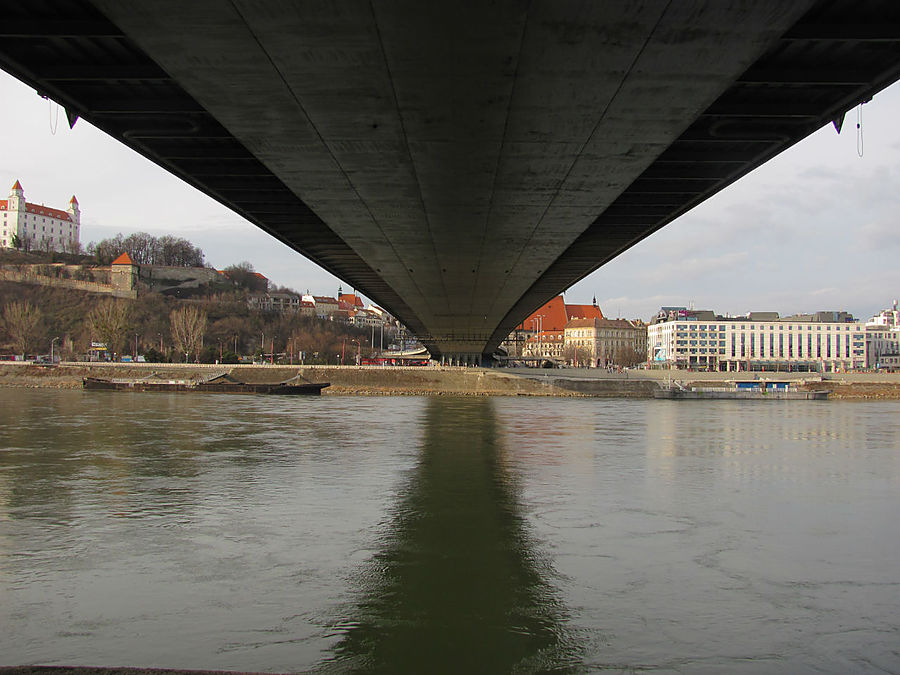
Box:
0, 362, 583, 397
2, 362, 900, 398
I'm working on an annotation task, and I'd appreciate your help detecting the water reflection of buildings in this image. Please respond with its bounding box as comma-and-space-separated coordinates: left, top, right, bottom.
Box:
321, 397, 579, 672
645, 401, 872, 489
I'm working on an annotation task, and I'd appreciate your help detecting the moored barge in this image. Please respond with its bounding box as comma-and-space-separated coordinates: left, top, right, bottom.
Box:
83, 372, 329, 395
654, 379, 828, 400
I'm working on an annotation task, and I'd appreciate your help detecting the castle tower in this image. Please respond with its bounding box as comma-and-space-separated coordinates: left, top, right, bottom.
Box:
8, 180, 25, 210
67, 195, 80, 222
110, 251, 138, 295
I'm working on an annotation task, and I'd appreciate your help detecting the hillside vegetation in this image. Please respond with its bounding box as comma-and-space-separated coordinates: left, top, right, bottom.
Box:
0, 281, 377, 365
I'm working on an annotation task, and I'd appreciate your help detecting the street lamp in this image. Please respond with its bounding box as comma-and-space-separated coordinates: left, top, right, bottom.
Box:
50, 336, 60, 363
530, 315, 544, 364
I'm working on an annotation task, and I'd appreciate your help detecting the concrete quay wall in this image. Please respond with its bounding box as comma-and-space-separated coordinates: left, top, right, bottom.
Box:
0, 362, 586, 397
2, 362, 899, 398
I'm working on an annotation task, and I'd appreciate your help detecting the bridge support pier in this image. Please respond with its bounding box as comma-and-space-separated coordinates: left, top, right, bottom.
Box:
439, 353, 493, 367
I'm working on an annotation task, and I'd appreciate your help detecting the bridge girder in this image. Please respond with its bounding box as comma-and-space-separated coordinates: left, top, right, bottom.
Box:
1, 1, 899, 358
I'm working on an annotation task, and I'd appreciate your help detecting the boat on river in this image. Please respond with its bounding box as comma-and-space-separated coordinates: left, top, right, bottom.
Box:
654, 379, 828, 400
83, 371, 329, 395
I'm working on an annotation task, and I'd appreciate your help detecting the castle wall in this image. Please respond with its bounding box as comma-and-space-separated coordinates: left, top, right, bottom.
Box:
0, 266, 136, 299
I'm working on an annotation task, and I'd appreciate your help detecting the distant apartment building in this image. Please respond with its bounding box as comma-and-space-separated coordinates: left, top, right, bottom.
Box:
301, 294, 340, 319
865, 301, 900, 370
248, 292, 315, 315
564, 317, 647, 367
648, 308, 866, 372
0, 180, 80, 252
522, 330, 565, 361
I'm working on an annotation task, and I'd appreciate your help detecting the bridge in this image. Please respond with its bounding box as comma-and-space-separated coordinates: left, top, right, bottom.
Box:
1, 1, 899, 363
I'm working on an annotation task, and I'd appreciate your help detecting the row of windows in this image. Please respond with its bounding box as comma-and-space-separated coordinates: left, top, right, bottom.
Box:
667, 334, 865, 360
666, 324, 861, 333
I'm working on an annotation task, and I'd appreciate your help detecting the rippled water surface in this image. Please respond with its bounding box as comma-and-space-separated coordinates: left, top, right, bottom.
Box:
1, 389, 899, 672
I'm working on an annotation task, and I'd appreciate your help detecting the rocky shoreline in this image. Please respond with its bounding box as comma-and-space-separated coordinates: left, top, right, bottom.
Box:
2, 362, 900, 399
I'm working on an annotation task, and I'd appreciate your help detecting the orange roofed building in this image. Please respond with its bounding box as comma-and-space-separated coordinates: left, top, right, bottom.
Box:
339, 293, 364, 308
514, 295, 604, 333
1, 180, 81, 253
506, 295, 606, 359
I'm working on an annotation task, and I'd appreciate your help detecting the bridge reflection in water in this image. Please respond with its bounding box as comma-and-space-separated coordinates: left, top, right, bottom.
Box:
320, 397, 580, 672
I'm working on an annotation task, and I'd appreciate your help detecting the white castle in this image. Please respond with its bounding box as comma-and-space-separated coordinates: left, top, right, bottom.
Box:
0, 180, 81, 253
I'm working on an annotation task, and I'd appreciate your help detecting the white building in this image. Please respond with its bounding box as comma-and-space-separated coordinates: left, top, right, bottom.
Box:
0, 180, 80, 252
522, 330, 565, 362
301, 294, 340, 319
248, 292, 315, 315
648, 311, 866, 372
865, 301, 900, 370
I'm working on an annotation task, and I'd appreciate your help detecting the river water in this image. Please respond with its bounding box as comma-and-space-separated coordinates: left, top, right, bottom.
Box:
0, 389, 898, 673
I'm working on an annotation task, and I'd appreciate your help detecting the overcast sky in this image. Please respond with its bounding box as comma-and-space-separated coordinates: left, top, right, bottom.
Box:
2, 69, 898, 323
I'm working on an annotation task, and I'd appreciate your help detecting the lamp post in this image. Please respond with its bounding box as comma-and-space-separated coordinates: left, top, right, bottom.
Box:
538, 315, 545, 361
530, 315, 544, 364
50, 336, 60, 363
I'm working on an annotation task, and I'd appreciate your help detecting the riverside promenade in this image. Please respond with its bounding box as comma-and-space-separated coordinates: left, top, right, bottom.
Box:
2, 362, 900, 398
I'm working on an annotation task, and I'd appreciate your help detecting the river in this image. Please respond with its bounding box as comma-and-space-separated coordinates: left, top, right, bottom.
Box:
1, 390, 898, 673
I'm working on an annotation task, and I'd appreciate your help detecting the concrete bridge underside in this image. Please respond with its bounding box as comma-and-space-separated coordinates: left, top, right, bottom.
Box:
1, 1, 899, 359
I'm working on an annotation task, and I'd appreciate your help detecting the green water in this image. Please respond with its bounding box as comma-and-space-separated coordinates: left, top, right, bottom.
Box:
1, 390, 899, 672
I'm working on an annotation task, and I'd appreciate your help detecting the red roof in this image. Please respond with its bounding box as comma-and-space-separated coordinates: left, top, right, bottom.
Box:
11, 180, 22, 191
516, 295, 569, 332
566, 303, 604, 321
339, 293, 364, 307
0, 194, 73, 220
566, 317, 637, 330
526, 331, 564, 342
111, 252, 134, 265
25, 202, 72, 220
69, 195, 79, 205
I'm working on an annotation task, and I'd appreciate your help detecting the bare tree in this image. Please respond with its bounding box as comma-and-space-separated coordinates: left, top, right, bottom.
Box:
88, 300, 131, 360
223, 261, 267, 292
170, 306, 208, 362
562, 344, 590, 368
617, 345, 645, 368
64, 237, 83, 256
122, 232, 155, 265
1, 301, 43, 358
87, 232, 205, 267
